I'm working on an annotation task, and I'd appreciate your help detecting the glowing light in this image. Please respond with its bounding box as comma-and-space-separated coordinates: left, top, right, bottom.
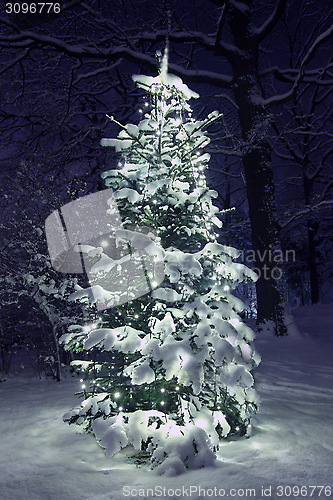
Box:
80, 379, 83, 382
175, 386, 180, 391
84, 322, 97, 332
152, 281, 158, 287
224, 285, 230, 292
152, 199, 157, 204
160, 401, 165, 406
160, 388, 165, 393
101, 240, 109, 248
114, 392, 120, 399
144, 102, 149, 107
119, 406, 123, 411
82, 384, 86, 389
179, 352, 190, 366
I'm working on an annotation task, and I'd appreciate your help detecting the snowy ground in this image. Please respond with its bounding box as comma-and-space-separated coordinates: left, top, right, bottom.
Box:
0, 304, 332, 500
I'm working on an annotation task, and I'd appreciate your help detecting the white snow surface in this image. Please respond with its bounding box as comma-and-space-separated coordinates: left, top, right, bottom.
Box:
0, 303, 333, 499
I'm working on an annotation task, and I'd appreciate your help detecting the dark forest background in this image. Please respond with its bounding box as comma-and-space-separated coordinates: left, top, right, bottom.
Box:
0, 0, 332, 378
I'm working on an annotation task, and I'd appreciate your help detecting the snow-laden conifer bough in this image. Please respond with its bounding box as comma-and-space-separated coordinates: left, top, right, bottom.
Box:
61, 49, 261, 476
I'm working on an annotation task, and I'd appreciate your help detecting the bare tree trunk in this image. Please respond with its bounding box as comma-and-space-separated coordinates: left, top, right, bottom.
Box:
307, 220, 320, 304
238, 109, 288, 334
32, 288, 63, 381
303, 170, 320, 304
228, 3, 288, 334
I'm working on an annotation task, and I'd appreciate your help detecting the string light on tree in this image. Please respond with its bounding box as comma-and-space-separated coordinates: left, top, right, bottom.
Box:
62, 48, 260, 471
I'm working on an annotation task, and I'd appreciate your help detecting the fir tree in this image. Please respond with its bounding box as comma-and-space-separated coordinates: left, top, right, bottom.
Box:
61, 54, 260, 473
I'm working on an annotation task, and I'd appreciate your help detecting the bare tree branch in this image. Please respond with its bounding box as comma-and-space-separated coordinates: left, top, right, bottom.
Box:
256, 24, 333, 106
254, 0, 288, 42
281, 200, 333, 230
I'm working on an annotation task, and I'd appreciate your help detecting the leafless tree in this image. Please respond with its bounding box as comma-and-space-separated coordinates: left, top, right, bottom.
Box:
0, 164, 83, 378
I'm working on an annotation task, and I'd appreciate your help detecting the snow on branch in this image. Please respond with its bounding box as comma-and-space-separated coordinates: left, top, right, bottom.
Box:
281, 200, 333, 230
0, 30, 233, 87
72, 62, 122, 86
0, 29, 109, 57
254, 25, 333, 106
138, 29, 240, 60
260, 64, 333, 86
253, 0, 288, 41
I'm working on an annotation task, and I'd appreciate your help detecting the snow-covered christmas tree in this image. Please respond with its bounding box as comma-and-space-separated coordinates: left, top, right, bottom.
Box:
61, 52, 260, 474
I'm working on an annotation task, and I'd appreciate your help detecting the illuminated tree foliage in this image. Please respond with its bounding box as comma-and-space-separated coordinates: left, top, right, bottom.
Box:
61, 57, 260, 473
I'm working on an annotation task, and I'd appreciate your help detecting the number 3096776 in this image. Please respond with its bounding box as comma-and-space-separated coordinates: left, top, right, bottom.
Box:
5, 3, 61, 14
